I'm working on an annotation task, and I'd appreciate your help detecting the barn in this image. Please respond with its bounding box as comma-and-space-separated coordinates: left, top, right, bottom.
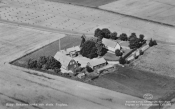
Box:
87, 58, 107, 70
102, 38, 121, 53
54, 51, 78, 72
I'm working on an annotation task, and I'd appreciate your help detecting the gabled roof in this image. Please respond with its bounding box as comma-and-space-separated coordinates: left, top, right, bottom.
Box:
102, 38, 119, 48
88, 58, 106, 67
54, 51, 73, 69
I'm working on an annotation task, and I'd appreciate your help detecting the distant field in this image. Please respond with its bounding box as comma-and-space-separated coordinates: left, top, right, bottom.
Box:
130, 43, 175, 78
47, 0, 118, 7
99, 0, 175, 26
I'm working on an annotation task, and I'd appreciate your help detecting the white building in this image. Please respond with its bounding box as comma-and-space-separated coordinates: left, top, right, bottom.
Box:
102, 38, 121, 53
87, 58, 107, 70
54, 51, 78, 73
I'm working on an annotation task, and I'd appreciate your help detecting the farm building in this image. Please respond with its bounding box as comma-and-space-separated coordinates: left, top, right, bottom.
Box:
87, 58, 107, 70
74, 57, 91, 67
54, 51, 78, 72
66, 46, 80, 57
102, 38, 121, 53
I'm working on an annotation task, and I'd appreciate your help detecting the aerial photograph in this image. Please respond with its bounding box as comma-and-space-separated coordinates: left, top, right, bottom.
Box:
0, 0, 175, 109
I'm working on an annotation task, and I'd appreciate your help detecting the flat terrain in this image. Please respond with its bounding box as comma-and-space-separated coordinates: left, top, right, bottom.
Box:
1, 0, 175, 109
130, 43, 175, 78
90, 66, 175, 101
1, 0, 175, 44
99, 0, 175, 26
12, 35, 175, 102
47, 0, 118, 7
0, 23, 148, 109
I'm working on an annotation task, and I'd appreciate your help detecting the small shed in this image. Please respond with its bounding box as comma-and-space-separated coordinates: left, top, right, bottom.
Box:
102, 38, 121, 53
54, 51, 78, 72
87, 58, 107, 70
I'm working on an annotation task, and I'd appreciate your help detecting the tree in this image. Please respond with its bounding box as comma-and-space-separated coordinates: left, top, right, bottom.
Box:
80, 34, 86, 47
129, 38, 141, 49
149, 39, 157, 47
101, 28, 111, 39
149, 39, 154, 47
139, 34, 144, 42
153, 40, 157, 45
96, 41, 107, 56
80, 40, 98, 59
94, 28, 102, 37
128, 33, 137, 41
110, 32, 118, 40
119, 33, 128, 41
115, 49, 123, 56
119, 57, 126, 65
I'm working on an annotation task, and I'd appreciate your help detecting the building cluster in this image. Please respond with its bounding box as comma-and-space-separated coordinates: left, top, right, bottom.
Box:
54, 46, 110, 75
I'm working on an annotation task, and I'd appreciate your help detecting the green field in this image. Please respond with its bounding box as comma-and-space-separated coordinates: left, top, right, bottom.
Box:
47, 0, 118, 7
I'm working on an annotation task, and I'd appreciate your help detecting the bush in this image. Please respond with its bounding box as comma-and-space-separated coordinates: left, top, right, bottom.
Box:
115, 49, 123, 56
45, 56, 61, 70
119, 33, 128, 41
86, 66, 93, 73
54, 68, 61, 73
37, 56, 47, 69
27, 59, 37, 68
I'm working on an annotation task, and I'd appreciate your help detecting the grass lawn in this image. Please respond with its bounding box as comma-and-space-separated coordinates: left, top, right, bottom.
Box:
103, 52, 120, 61
47, 0, 118, 7
90, 66, 175, 101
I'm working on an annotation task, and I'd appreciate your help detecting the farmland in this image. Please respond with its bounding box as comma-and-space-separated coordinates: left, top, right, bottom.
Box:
11, 33, 175, 102
1, 0, 175, 109
47, 0, 118, 7
1, 0, 175, 44
130, 43, 175, 78
99, 0, 175, 27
